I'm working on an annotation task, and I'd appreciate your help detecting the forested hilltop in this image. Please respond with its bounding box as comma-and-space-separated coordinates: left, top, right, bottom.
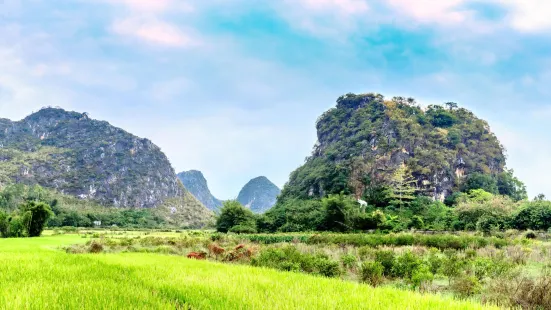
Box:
281, 93, 511, 202
247, 93, 531, 233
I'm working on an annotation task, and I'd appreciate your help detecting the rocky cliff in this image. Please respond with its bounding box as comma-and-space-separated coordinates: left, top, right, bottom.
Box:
278, 93, 506, 203
0, 107, 212, 226
177, 170, 223, 212
237, 176, 281, 213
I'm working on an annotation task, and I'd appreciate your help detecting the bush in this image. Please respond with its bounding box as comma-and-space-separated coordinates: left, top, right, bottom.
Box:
20, 201, 53, 237
373, 250, 395, 276
427, 248, 443, 274
483, 275, 551, 309
525, 231, 537, 239
409, 216, 425, 230
471, 253, 514, 281
251, 246, 341, 278
451, 275, 481, 298
411, 264, 434, 290
392, 251, 421, 279
229, 224, 257, 234
341, 254, 357, 269
0, 211, 8, 237
216, 200, 256, 233
8, 216, 26, 238
314, 259, 341, 278
360, 261, 384, 287
88, 241, 104, 253
440, 250, 465, 283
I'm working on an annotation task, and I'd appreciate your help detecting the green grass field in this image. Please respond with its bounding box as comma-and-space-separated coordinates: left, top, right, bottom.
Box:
0, 235, 498, 310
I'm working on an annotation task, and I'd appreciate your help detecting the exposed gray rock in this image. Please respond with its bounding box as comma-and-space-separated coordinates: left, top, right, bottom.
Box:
178, 170, 223, 212
237, 176, 280, 213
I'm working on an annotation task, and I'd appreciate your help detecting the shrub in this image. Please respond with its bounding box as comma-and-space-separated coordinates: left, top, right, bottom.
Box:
373, 250, 395, 276
8, 216, 26, 238
314, 259, 341, 278
358, 246, 375, 260
251, 246, 341, 278
483, 275, 551, 309
88, 241, 104, 253
216, 200, 256, 233
0, 211, 8, 237
441, 250, 465, 283
411, 264, 434, 291
392, 251, 421, 279
409, 216, 425, 230
229, 224, 257, 234
451, 275, 481, 298
525, 231, 537, 239
427, 248, 443, 274
341, 254, 357, 269
359, 261, 384, 287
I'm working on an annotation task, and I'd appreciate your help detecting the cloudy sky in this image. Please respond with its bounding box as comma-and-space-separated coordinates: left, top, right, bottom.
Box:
1, 0, 550, 199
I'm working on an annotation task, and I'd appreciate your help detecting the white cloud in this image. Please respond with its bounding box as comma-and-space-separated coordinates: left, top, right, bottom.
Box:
272, 0, 370, 37
386, 0, 471, 25
296, 0, 369, 15
496, 0, 551, 32
383, 0, 551, 33
104, 0, 198, 48
112, 17, 199, 48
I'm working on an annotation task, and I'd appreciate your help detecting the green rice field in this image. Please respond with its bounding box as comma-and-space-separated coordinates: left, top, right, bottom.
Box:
0, 234, 497, 310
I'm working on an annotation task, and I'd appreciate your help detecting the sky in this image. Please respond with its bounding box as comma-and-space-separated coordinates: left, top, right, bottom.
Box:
1, 0, 551, 200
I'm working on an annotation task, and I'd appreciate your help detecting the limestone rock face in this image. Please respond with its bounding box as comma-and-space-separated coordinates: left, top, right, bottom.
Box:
0, 107, 213, 227
279, 93, 506, 202
178, 170, 223, 212
237, 176, 281, 213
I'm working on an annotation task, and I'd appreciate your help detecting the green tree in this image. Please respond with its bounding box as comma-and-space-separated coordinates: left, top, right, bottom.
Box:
0, 210, 9, 237
20, 201, 53, 237
461, 173, 498, 194
512, 200, 551, 231
389, 165, 417, 209
497, 169, 528, 202
444, 102, 459, 111
216, 200, 256, 233
319, 194, 356, 232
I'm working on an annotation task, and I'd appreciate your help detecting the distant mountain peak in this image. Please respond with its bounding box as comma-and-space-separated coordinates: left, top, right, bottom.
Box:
237, 176, 280, 213
178, 170, 223, 212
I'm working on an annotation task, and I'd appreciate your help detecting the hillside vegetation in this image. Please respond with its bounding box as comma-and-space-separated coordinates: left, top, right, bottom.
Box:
260, 93, 527, 232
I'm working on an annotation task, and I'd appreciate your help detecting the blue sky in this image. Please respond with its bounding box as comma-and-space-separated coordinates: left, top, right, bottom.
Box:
1, 0, 551, 199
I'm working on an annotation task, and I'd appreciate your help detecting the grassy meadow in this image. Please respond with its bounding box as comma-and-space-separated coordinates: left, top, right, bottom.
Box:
0, 233, 497, 310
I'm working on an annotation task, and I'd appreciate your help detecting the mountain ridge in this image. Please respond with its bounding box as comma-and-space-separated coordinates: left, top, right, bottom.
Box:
0, 107, 212, 227
177, 170, 223, 212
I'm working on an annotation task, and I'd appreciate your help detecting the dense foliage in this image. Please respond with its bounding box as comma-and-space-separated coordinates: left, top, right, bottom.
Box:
0, 184, 210, 230
216, 200, 257, 233
279, 93, 509, 202
0, 200, 53, 238
257, 93, 530, 233
211, 188, 549, 234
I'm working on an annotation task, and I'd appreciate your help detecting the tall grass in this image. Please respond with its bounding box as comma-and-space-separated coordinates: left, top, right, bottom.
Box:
0, 235, 497, 309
